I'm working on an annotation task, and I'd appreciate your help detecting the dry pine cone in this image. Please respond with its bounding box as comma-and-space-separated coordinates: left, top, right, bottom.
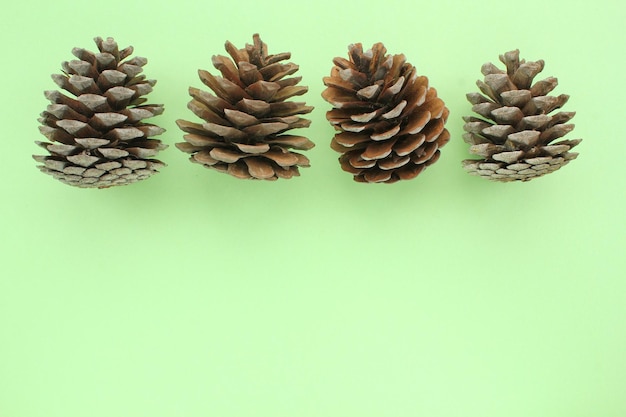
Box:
34, 36, 167, 188
322, 43, 450, 183
176, 34, 315, 180
463, 49, 581, 182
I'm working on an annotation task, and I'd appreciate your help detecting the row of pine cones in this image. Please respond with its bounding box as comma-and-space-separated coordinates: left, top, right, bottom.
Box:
35, 35, 581, 188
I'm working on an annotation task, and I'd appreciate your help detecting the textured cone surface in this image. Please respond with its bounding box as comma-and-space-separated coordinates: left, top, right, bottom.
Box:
463, 49, 581, 182
34, 37, 167, 188
175, 34, 314, 180
321, 43, 450, 183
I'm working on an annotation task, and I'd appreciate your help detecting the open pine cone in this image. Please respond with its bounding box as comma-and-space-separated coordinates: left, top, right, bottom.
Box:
34, 36, 167, 188
176, 34, 315, 180
462, 49, 581, 182
322, 43, 450, 183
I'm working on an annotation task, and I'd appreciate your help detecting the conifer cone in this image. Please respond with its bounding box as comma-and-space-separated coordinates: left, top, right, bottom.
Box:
34, 37, 167, 188
176, 34, 315, 180
322, 43, 450, 183
462, 49, 581, 182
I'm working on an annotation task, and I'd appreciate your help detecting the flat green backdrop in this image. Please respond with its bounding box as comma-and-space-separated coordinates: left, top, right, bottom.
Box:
1, 0, 624, 416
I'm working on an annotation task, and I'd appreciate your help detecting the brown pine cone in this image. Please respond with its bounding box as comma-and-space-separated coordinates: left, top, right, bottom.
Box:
462, 49, 581, 182
176, 34, 315, 180
34, 36, 167, 188
322, 42, 450, 183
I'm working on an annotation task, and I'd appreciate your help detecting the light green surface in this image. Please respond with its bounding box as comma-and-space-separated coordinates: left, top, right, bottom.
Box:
1, 0, 624, 416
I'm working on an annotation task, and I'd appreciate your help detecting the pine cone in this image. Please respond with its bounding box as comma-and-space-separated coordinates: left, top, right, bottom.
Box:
321, 43, 450, 183
462, 49, 581, 182
176, 34, 315, 180
34, 37, 167, 188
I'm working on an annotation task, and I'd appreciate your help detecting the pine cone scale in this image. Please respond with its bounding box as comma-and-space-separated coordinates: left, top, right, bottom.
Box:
362, 139, 396, 160
370, 125, 400, 141
395, 134, 426, 156
265, 135, 315, 150
66, 153, 99, 167
244, 158, 274, 179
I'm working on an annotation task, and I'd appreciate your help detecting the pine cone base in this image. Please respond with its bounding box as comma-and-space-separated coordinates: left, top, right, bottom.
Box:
463, 153, 578, 182
34, 152, 165, 188
187, 147, 311, 181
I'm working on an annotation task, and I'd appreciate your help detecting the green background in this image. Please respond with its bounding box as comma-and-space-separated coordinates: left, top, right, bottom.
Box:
1, 0, 624, 416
